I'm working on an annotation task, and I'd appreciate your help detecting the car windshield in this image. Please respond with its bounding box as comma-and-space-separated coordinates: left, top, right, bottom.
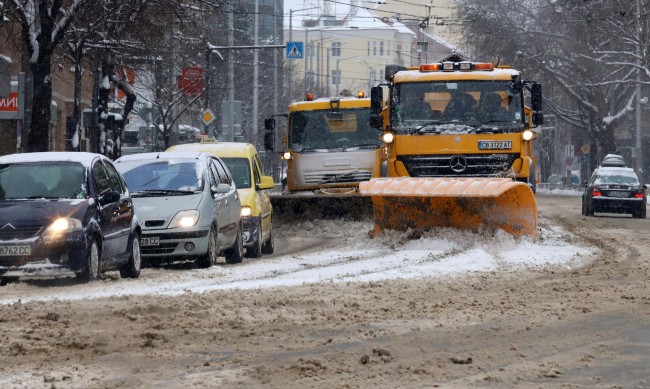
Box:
0, 161, 87, 200
219, 157, 251, 189
594, 170, 640, 185
393, 80, 523, 134
119, 160, 204, 192
288, 107, 380, 151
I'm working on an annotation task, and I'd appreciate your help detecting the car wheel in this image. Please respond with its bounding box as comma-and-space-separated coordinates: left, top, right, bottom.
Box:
225, 226, 243, 264
79, 240, 100, 282
581, 201, 587, 216
261, 218, 274, 255
120, 233, 141, 279
197, 226, 218, 268
633, 206, 647, 219
0, 276, 18, 286
245, 217, 263, 259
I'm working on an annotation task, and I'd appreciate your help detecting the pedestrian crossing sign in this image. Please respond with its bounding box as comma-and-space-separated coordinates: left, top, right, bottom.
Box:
286, 42, 303, 59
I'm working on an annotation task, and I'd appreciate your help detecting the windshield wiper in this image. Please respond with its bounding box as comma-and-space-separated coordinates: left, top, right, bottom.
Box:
131, 189, 198, 197
343, 144, 380, 151
413, 121, 444, 134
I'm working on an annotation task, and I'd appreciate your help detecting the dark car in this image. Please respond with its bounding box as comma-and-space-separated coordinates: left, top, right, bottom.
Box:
581, 166, 647, 218
0, 152, 142, 284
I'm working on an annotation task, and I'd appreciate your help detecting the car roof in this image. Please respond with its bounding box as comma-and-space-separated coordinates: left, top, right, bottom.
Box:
0, 151, 105, 166
167, 142, 258, 159
595, 166, 638, 176
114, 151, 212, 164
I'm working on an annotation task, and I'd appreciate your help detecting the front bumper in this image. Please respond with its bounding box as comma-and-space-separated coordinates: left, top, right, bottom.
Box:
139, 228, 210, 259
241, 216, 260, 247
0, 232, 88, 277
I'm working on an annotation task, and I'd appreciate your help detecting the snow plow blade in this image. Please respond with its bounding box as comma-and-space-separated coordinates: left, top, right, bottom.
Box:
270, 188, 374, 222
359, 177, 538, 238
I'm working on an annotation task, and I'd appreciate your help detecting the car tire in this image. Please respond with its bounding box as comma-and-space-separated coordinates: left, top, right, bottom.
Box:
0, 276, 18, 286
225, 226, 243, 264
245, 217, 263, 259
581, 201, 587, 216
586, 203, 594, 216
633, 206, 646, 219
79, 240, 100, 282
120, 233, 141, 279
261, 218, 274, 255
197, 226, 219, 268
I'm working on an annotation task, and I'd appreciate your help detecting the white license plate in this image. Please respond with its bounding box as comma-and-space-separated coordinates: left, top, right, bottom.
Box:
0, 245, 31, 256
478, 140, 512, 150
608, 191, 629, 198
141, 237, 160, 246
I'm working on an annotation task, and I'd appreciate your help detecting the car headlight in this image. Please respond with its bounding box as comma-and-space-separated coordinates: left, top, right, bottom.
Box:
241, 206, 252, 217
169, 210, 199, 228
522, 130, 534, 141
44, 218, 83, 237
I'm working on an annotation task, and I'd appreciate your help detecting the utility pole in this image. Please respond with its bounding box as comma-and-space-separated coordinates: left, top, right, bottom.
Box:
635, 0, 644, 179
228, 1, 235, 142
253, 0, 259, 144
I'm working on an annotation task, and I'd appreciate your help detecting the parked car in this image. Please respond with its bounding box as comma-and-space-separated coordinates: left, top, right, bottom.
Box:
0, 152, 141, 285
582, 166, 647, 218
167, 139, 274, 258
114, 151, 243, 266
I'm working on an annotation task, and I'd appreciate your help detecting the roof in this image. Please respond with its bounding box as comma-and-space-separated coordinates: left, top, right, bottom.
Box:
114, 151, 206, 164
595, 166, 639, 177
0, 152, 104, 165
290, 97, 370, 112
167, 142, 260, 159
393, 67, 520, 83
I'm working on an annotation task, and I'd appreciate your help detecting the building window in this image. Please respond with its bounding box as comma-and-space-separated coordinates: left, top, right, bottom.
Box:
380, 41, 384, 56
331, 41, 342, 57
387, 41, 392, 57
367, 41, 370, 56
373, 41, 377, 56
332, 69, 341, 85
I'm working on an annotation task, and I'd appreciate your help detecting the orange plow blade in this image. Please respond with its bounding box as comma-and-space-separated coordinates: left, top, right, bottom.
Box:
358, 177, 538, 238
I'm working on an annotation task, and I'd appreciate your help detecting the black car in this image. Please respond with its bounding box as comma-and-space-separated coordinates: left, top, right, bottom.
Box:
581, 166, 647, 218
0, 152, 142, 284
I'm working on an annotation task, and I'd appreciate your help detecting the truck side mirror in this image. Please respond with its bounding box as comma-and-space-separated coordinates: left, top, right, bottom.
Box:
530, 83, 543, 126
370, 86, 384, 129
264, 131, 275, 151
264, 118, 275, 132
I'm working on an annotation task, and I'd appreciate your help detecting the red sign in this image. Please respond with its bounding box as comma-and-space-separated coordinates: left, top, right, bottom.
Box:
0, 91, 18, 112
178, 67, 204, 97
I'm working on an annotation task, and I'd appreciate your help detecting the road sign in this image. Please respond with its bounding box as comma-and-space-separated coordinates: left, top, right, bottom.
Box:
202, 108, 215, 126
286, 42, 303, 59
178, 67, 204, 97
581, 144, 590, 154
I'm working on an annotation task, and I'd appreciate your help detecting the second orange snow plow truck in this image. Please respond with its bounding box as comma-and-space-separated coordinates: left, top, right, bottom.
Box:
265, 92, 380, 219
361, 57, 543, 237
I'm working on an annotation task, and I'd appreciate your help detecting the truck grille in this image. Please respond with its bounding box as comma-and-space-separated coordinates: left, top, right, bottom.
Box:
303, 170, 372, 185
400, 154, 519, 177
0, 222, 43, 240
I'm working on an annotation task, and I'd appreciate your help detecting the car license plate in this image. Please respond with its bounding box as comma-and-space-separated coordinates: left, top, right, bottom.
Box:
141, 237, 160, 246
478, 140, 512, 150
0, 245, 31, 256
608, 191, 629, 198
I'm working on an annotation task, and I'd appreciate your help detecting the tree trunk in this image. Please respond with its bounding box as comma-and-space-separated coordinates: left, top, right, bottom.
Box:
27, 55, 53, 152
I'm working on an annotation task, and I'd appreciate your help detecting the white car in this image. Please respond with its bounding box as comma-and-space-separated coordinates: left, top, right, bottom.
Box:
115, 152, 243, 266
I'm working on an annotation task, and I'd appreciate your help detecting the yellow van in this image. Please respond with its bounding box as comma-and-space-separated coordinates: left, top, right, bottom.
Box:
167, 139, 274, 257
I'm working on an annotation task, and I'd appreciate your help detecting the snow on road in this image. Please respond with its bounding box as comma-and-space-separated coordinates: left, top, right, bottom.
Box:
0, 213, 596, 305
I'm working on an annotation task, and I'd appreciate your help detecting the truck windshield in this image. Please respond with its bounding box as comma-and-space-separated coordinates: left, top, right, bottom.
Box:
393, 80, 523, 134
288, 108, 380, 151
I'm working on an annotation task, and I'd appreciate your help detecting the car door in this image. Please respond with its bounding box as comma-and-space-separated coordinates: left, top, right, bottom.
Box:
91, 159, 122, 259
102, 160, 134, 257
210, 158, 240, 248
253, 154, 273, 239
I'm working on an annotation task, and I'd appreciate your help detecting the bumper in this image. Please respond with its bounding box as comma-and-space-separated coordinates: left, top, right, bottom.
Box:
592, 198, 645, 213
0, 232, 88, 277
139, 228, 210, 259
241, 216, 260, 248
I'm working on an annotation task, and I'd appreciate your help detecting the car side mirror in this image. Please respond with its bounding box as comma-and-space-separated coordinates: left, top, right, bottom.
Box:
257, 176, 274, 191
211, 183, 230, 194
99, 190, 120, 205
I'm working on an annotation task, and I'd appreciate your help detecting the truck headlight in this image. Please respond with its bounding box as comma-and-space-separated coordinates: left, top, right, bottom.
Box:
522, 130, 534, 141
283, 152, 292, 160
169, 210, 199, 228
381, 132, 394, 144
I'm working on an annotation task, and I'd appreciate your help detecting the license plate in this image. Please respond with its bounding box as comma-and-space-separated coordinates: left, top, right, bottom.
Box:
0, 245, 31, 256
141, 237, 160, 246
478, 140, 512, 150
608, 191, 629, 198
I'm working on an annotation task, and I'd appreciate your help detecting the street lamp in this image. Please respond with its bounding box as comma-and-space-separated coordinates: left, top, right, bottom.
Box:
288, 6, 320, 103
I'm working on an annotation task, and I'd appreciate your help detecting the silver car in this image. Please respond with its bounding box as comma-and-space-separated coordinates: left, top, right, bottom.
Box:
115, 152, 243, 266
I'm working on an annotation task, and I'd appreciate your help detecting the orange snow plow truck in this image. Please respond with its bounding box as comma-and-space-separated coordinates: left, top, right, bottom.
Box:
361, 56, 543, 237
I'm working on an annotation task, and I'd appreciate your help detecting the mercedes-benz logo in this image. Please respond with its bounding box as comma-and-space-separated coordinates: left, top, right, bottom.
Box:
449, 155, 468, 173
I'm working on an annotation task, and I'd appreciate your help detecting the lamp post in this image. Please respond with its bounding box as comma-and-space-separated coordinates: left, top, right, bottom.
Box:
288, 6, 320, 103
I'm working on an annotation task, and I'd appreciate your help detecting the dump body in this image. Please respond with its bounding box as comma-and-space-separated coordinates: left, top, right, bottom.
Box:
362, 59, 542, 237
270, 95, 379, 220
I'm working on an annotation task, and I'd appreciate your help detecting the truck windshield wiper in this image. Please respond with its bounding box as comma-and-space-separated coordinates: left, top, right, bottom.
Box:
414, 121, 444, 134
343, 144, 380, 151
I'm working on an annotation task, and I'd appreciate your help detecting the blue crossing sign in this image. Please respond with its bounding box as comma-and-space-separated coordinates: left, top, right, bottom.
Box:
286, 42, 303, 59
